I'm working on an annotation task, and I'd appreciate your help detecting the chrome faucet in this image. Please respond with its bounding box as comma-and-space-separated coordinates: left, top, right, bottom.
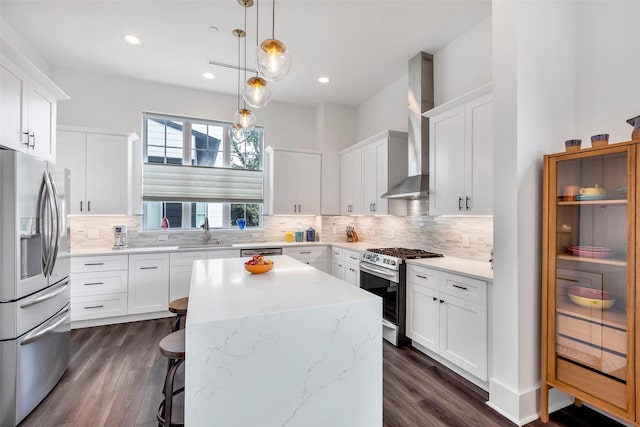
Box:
201, 217, 212, 242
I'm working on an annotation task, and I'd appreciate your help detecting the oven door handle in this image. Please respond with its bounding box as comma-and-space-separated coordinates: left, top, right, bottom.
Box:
359, 263, 399, 281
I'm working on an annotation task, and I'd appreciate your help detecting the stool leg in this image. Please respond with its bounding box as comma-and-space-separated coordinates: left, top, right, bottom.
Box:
172, 314, 182, 332
162, 358, 183, 427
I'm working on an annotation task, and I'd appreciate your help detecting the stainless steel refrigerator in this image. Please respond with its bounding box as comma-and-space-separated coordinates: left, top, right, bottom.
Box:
0, 150, 71, 426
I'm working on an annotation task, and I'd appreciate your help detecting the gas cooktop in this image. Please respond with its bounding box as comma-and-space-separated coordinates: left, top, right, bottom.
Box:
365, 247, 443, 260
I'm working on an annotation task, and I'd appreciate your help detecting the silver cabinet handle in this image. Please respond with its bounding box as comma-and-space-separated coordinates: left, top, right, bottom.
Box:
453, 284, 468, 291
465, 196, 470, 211
84, 305, 104, 309
299, 251, 312, 254
83, 282, 104, 286
140, 266, 158, 270
88, 201, 91, 212
416, 274, 427, 279
373, 203, 376, 212
458, 197, 463, 211
80, 201, 83, 212
440, 299, 445, 303
84, 262, 104, 266
298, 204, 301, 212
21, 305, 70, 346
432, 297, 438, 301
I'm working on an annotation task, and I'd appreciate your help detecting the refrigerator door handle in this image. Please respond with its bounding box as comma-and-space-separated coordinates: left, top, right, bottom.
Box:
19, 279, 70, 309
38, 174, 51, 275
20, 304, 70, 346
47, 171, 61, 275
42, 172, 57, 276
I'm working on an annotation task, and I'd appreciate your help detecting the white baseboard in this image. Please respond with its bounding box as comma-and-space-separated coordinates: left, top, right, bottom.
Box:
71, 311, 173, 329
487, 377, 540, 425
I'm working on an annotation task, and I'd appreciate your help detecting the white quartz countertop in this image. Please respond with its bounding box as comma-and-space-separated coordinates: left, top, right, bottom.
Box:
187, 255, 379, 325
406, 256, 493, 282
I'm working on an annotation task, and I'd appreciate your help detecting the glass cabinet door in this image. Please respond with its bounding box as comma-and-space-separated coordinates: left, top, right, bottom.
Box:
552, 149, 631, 407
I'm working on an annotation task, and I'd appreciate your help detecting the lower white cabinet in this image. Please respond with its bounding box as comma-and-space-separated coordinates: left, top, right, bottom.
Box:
406, 265, 488, 381
342, 249, 361, 287
70, 254, 128, 321
331, 247, 344, 280
128, 253, 170, 315
284, 246, 328, 272
169, 251, 206, 301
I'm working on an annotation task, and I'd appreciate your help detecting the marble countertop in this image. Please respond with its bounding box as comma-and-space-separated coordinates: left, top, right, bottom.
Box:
406, 256, 493, 282
187, 255, 379, 325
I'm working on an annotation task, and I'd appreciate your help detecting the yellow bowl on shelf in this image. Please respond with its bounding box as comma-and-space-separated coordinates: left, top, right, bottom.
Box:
244, 262, 274, 274
568, 293, 615, 309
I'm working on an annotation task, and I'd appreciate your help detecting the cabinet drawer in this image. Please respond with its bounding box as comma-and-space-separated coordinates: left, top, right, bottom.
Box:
71, 293, 127, 321
342, 249, 361, 263
407, 265, 440, 290
283, 246, 327, 260
71, 255, 128, 273
331, 247, 343, 261
440, 272, 486, 305
207, 249, 240, 259
71, 270, 128, 297
170, 251, 206, 267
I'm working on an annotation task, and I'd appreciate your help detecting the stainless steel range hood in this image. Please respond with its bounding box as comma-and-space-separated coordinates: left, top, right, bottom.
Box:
382, 52, 433, 199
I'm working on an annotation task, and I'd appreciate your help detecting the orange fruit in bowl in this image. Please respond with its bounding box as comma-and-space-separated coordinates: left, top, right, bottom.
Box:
244, 259, 274, 274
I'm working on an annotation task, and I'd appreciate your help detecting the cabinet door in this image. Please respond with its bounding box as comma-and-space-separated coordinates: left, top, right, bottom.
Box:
429, 105, 465, 215
27, 82, 56, 162
57, 131, 87, 214
343, 263, 359, 287
465, 94, 493, 214
86, 133, 129, 214
373, 140, 389, 215
169, 251, 206, 301
128, 253, 169, 314
272, 150, 299, 214
406, 282, 440, 353
439, 292, 487, 381
296, 153, 321, 214
362, 143, 378, 214
341, 149, 362, 215
0, 58, 28, 153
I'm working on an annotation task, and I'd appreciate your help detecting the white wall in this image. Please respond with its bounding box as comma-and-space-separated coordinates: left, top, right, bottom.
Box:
51, 68, 317, 149
434, 16, 492, 106
574, 1, 640, 145
355, 74, 408, 141
0, 17, 51, 76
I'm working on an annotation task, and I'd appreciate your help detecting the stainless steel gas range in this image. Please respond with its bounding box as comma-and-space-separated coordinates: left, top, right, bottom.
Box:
360, 248, 443, 346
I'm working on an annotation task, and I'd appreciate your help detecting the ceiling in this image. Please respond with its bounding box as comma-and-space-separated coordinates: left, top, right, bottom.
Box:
0, 1, 491, 107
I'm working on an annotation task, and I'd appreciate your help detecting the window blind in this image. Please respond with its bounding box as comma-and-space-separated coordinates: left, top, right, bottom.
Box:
143, 163, 263, 203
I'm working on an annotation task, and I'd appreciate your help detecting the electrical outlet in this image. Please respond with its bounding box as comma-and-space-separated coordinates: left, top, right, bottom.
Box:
252, 232, 261, 238
462, 234, 470, 248
158, 234, 169, 241
87, 229, 99, 239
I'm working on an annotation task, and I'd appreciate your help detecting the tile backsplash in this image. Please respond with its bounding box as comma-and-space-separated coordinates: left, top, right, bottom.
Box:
70, 208, 492, 262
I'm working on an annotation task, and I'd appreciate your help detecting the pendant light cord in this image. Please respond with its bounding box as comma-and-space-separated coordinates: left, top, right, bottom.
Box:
256, 0, 260, 76
236, 32, 241, 112
272, 0, 275, 39
243, 4, 248, 109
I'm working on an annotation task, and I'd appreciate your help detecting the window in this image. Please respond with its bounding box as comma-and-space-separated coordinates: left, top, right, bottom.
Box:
142, 112, 264, 230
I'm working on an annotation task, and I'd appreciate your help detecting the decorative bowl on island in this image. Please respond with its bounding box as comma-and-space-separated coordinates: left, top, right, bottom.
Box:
568, 285, 615, 309
244, 254, 274, 274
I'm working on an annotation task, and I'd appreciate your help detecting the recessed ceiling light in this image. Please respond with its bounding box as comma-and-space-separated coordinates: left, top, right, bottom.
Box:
318, 76, 330, 84
124, 34, 141, 45
202, 72, 215, 79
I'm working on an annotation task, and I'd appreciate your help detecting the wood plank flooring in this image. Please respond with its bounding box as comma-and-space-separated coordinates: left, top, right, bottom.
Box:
19, 318, 624, 427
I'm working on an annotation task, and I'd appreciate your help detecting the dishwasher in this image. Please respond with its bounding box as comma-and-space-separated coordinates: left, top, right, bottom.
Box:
240, 248, 283, 257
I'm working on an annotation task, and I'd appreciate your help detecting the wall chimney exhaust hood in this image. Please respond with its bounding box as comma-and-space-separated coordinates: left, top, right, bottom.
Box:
382, 51, 433, 199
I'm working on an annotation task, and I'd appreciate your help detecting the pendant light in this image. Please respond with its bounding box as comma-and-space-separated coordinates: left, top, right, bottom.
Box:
231, 26, 255, 141
243, 0, 272, 108
257, 0, 291, 81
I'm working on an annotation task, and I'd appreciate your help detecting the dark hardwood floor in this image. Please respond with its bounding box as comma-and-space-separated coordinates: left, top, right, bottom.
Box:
19, 318, 624, 427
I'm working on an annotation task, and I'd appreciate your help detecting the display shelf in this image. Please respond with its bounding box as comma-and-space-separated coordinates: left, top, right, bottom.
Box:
556, 254, 627, 267
557, 199, 627, 206
556, 297, 627, 330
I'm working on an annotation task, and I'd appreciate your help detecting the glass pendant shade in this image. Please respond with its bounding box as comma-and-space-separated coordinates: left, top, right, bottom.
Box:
233, 108, 256, 131
257, 38, 291, 81
229, 125, 249, 143
243, 76, 272, 108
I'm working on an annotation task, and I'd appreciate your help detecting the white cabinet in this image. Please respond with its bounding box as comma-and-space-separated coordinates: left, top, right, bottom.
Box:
0, 53, 67, 162
128, 253, 170, 314
406, 264, 488, 381
342, 249, 361, 287
265, 147, 321, 215
340, 149, 362, 215
70, 255, 129, 321
425, 84, 493, 215
284, 246, 328, 272
57, 127, 138, 215
331, 247, 344, 280
339, 130, 408, 216
169, 251, 206, 301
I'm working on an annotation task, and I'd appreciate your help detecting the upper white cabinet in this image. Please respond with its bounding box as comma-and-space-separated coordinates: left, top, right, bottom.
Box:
0, 52, 68, 162
264, 147, 321, 215
57, 126, 139, 215
424, 84, 493, 216
340, 130, 408, 216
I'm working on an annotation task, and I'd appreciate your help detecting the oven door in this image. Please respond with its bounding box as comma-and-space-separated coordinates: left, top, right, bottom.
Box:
359, 265, 399, 325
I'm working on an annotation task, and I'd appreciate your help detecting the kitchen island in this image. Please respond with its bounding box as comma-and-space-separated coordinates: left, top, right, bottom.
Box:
185, 255, 382, 426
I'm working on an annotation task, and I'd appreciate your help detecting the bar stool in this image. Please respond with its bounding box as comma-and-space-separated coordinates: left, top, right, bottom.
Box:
157, 329, 185, 427
169, 297, 189, 332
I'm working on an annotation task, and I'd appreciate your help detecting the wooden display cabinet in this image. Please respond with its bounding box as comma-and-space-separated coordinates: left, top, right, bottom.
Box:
541, 141, 638, 423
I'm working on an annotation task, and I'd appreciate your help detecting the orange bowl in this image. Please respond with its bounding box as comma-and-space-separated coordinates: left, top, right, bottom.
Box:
244, 262, 274, 274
